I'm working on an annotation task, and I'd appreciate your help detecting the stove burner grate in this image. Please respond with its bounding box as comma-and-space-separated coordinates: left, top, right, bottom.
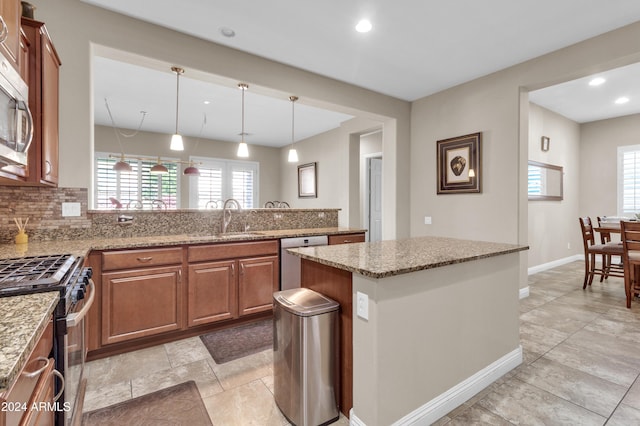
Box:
0, 254, 78, 294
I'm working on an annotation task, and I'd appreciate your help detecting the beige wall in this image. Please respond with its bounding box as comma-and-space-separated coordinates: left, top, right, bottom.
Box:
580, 113, 640, 220
278, 117, 382, 226
30, 0, 411, 238
410, 21, 640, 288
527, 104, 582, 267
94, 125, 281, 208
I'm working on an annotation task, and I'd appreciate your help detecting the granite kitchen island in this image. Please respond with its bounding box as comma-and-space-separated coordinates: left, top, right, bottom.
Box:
291, 236, 528, 426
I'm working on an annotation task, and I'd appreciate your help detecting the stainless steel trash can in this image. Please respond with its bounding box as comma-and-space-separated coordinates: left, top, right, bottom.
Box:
273, 288, 340, 426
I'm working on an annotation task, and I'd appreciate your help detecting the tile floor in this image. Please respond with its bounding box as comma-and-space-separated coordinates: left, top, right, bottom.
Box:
83, 261, 640, 425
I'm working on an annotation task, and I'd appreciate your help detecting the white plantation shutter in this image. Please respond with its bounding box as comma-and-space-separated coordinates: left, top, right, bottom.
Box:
94, 152, 180, 209
189, 157, 258, 209
618, 145, 640, 215
527, 164, 542, 197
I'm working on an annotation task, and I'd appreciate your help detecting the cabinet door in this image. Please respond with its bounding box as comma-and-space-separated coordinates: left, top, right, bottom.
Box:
187, 260, 237, 327
39, 32, 59, 185
0, 0, 20, 69
102, 266, 183, 345
238, 256, 279, 316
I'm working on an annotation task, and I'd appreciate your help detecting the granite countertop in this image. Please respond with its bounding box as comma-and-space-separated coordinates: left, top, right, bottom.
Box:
289, 236, 528, 278
0, 227, 366, 260
0, 292, 59, 391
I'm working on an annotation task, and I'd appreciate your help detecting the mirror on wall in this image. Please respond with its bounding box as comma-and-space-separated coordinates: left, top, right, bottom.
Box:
528, 160, 563, 201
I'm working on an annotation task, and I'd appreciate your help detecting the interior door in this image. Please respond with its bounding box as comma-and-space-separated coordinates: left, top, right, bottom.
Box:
368, 157, 383, 242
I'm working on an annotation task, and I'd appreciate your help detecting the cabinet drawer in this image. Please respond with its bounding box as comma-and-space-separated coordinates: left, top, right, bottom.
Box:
102, 247, 183, 271
328, 233, 366, 245
188, 240, 278, 263
2, 321, 53, 426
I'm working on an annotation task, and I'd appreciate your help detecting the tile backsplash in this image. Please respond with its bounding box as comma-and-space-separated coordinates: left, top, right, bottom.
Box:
0, 187, 339, 243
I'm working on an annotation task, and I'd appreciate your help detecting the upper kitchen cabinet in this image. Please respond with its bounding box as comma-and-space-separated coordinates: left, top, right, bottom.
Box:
21, 17, 60, 186
0, 0, 22, 71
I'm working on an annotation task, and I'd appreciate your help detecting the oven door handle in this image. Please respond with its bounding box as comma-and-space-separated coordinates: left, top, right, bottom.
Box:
67, 280, 95, 327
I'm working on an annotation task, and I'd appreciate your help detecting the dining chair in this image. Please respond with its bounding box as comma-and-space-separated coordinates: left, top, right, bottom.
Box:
579, 217, 624, 289
597, 216, 619, 281
620, 220, 640, 308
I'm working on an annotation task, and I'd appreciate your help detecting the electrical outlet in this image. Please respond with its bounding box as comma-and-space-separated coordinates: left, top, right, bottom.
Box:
356, 291, 369, 320
62, 202, 81, 217
567, 242, 571, 250
424, 216, 432, 225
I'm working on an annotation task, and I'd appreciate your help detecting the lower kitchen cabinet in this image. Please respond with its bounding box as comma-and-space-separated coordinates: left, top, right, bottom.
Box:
101, 265, 183, 345
1, 320, 56, 426
238, 255, 279, 316
187, 260, 237, 327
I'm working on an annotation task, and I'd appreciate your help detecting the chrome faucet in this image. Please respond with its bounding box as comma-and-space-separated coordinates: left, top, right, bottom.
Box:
221, 198, 241, 233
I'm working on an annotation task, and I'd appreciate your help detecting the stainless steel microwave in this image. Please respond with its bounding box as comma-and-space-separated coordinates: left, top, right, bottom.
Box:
0, 57, 33, 166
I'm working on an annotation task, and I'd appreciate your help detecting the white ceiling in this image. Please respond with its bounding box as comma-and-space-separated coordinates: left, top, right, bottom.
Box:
86, 0, 640, 145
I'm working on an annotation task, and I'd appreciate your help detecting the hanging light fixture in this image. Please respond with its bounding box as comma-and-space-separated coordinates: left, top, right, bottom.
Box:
237, 83, 249, 157
170, 66, 185, 151
150, 157, 168, 174
287, 95, 299, 163
183, 160, 200, 176
113, 153, 132, 172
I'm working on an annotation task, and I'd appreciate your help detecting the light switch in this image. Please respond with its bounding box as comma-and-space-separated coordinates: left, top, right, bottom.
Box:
356, 291, 369, 320
62, 202, 81, 217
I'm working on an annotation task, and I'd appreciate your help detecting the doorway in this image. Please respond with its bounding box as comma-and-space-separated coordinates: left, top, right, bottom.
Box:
367, 156, 383, 242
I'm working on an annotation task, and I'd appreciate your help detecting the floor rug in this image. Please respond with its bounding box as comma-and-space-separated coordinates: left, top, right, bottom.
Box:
200, 319, 273, 364
82, 381, 211, 426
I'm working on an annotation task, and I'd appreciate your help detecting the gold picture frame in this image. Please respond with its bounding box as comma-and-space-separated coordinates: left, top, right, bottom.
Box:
436, 132, 482, 194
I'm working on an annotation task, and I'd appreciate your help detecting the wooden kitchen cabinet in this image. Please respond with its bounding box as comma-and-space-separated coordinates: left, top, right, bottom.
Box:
0, 320, 55, 426
187, 240, 279, 324
0, 0, 21, 70
20, 18, 60, 186
102, 264, 183, 345
187, 260, 237, 327
238, 255, 279, 316
328, 232, 366, 245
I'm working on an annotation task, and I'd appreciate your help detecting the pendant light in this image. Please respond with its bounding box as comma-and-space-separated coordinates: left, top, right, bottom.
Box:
287, 95, 299, 163
113, 153, 132, 172
150, 157, 168, 174
183, 161, 200, 176
170, 66, 185, 151
237, 83, 249, 157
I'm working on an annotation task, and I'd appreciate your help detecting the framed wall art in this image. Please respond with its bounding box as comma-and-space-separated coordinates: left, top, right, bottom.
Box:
298, 162, 317, 198
436, 132, 482, 194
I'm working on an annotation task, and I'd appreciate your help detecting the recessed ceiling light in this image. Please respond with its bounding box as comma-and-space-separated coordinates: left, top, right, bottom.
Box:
203, 100, 210, 105
355, 19, 372, 33
615, 96, 630, 104
220, 27, 236, 38
588, 77, 606, 86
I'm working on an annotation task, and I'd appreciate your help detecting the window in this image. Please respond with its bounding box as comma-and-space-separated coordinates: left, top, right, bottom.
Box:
95, 153, 179, 209
190, 157, 258, 209
618, 145, 640, 215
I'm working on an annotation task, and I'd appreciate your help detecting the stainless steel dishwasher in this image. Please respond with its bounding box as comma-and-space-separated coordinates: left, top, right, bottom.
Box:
280, 235, 328, 290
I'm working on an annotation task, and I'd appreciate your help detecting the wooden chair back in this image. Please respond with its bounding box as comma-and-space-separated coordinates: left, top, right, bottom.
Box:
579, 217, 597, 251
621, 221, 640, 253
596, 216, 613, 244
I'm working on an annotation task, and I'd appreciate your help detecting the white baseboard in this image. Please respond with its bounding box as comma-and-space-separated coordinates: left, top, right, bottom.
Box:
528, 254, 582, 275
519, 286, 530, 299
349, 347, 523, 426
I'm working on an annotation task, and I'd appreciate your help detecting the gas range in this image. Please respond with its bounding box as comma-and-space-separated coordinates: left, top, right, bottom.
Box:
0, 253, 94, 426
0, 254, 92, 314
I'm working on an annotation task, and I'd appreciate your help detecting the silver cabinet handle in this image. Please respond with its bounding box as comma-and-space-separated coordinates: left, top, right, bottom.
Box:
45, 160, 52, 176
23, 357, 50, 378
52, 369, 65, 402
137, 256, 153, 263
177, 269, 182, 283
231, 263, 235, 278
240, 264, 245, 275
